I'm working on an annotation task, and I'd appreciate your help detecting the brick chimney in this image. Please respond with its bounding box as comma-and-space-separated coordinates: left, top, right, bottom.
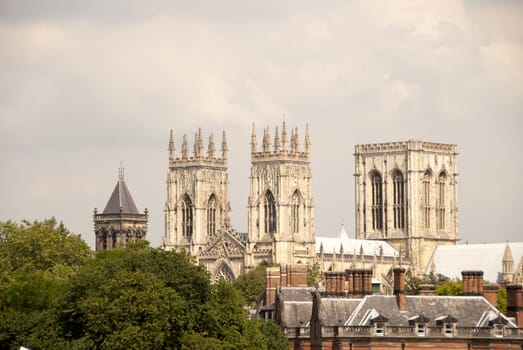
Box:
506, 284, 523, 328
345, 270, 354, 297
286, 265, 307, 287
353, 270, 363, 298
482, 284, 498, 308
462, 270, 483, 296
393, 268, 407, 311
362, 269, 373, 296
418, 284, 435, 296
265, 266, 280, 305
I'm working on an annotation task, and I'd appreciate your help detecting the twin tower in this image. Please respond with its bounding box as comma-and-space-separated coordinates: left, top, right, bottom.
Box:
161, 122, 316, 280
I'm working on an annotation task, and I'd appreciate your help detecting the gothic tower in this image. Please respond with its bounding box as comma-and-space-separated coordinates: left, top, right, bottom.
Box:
94, 168, 148, 251
354, 140, 458, 275
245, 121, 315, 269
162, 129, 231, 255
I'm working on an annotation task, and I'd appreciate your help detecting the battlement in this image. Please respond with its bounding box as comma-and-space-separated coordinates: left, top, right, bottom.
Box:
355, 140, 457, 155
250, 121, 310, 162
168, 128, 228, 168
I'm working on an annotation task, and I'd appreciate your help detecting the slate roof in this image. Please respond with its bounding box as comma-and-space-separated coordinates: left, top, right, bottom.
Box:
426, 242, 523, 283
319, 298, 361, 326
344, 295, 516, 328
102, 179, 140, 214
316, 225, 400, 257
277, 287, 315, 328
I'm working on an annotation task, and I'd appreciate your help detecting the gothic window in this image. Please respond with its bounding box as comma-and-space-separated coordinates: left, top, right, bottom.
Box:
437, 172, 446, 230
207, 194, 217, 236
423, 170, 432, 229
264, 190, 277, 235
291, 190, 301, 233
370, 171, 383, 230
182, 194, 193, 239
215, 263, 235, 282
101, 230, 108, 251
392, 170, 405, 229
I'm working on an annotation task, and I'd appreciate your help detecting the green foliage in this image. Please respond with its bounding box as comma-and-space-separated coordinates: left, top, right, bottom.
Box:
307, 262, 323, 288
233, 264, 267, 307
0, 220, 289, 349
497, 287, 507, 313
435, 279, 463, 296
405, 273, 450, 295
257, 319, 290, 350
0, 218, 92, 350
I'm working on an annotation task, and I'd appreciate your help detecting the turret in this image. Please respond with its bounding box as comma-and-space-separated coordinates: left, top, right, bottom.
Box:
221, 130, 228, 161
168, 130, 175, 165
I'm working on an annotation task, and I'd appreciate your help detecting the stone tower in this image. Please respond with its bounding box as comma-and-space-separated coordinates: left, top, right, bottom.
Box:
245, 121, 316, 269
502, 242, 515, 283
354, 140, 458, 275
162, 129, 245, 280
94, 168, 148, 251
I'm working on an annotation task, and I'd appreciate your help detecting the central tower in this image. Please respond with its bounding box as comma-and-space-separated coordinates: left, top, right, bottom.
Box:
245, 121, 315, 269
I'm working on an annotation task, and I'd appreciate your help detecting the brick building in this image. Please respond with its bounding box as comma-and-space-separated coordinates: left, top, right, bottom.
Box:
265, 266, 523, 349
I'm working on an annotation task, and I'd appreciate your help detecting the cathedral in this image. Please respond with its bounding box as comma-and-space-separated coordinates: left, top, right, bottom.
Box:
158, 121, 460, 286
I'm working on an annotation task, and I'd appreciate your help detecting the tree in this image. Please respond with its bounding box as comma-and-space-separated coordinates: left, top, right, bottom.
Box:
435, 280, 462, 296
0, 218, 92, 349
497, 287, 507, 313
307, 262, 323, 288
233, 264, 267, 307
405, 273, 450, 295
59, 243, 210, 349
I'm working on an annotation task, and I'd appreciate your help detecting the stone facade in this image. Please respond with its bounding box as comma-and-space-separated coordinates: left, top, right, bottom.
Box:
161, 129, 245, 281
354, 140, 459, 275
245, 122, 316, 269
94, 169, 148, 251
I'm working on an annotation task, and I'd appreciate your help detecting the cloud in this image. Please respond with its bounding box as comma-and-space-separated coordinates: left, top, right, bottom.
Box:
0, 0, 521, 248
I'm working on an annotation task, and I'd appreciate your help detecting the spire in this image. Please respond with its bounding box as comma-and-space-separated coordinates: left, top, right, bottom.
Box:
304, 123, 311, 155
263, 127, 270, 153
207, 133, 215, 158
503, 241, 514, 263
193, 131, 199, 158
118, 162, 124, 181
221, 130, 228, 160
291, 127, 298, 153
193, 128, 204, 158
281, 118, 287, 152
251, 123, 257, 154
182, 134, 188, 159
273, 126, 280, 152
198, 128, 204, 157
103, 167, 140, 215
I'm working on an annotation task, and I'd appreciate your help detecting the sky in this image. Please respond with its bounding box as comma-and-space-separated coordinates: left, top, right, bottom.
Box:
0, 0, 522, 249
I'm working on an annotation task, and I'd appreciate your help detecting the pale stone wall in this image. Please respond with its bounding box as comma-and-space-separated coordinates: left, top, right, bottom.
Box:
245, 122, 316, 269
354, 140, 459, 275
162, 130, 244, 280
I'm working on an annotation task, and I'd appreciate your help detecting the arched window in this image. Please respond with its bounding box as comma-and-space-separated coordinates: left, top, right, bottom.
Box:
264, 191, 277, 235
437, 172, 446, 230
215, 263, 235, 282
371, 172, 383, 230
392, 170, 405, 229
291, 190, 301, 233
423, 170, 432, 228
207, 194, 216, 236
182, 194, 193, 238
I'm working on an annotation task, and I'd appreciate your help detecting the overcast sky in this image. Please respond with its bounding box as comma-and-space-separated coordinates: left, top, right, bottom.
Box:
1, 0, 521, 249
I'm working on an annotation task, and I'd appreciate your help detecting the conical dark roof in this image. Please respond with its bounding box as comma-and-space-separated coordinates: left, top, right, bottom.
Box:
102, 179, 140, 214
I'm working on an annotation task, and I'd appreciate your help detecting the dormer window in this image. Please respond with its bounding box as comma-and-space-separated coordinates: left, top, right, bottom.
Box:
444, 323, 454, 337
416, 323, 426, 337
375, 322, 385, 336
494, 324, 504, 338
436, 315, 457, 337
408, 314, 430, 337
370, 314, 388, 336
